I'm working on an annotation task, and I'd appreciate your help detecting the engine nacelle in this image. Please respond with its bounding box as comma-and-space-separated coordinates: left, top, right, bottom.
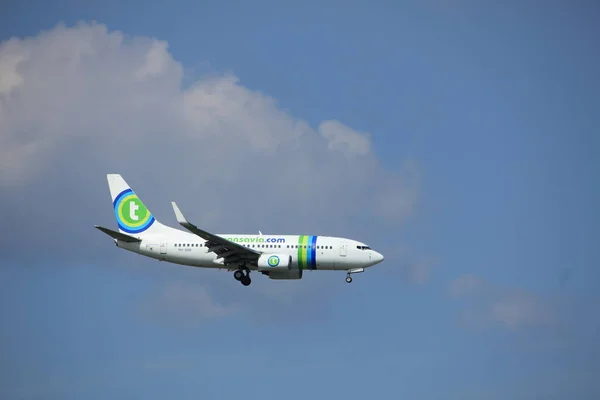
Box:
268, 269, 303, 280
257, 254, 292, 271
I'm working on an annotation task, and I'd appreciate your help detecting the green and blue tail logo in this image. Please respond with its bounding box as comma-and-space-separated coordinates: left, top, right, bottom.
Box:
113, 188, 155, 234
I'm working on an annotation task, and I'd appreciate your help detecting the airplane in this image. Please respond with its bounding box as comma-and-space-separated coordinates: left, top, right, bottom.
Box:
95, 174, 384, 286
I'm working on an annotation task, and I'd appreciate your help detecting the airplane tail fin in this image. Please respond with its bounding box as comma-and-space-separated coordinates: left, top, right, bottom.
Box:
106, 174, 168, 236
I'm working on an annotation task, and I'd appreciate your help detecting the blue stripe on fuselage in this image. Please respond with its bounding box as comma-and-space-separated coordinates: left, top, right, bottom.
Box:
309, 235, 317, 269
305, 235, 313, 269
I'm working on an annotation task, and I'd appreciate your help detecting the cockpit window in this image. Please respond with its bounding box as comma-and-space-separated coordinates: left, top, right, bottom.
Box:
356, 245, 372, 250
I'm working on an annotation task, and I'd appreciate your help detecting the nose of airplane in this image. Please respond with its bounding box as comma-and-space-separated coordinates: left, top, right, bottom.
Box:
372, 251, 384, 265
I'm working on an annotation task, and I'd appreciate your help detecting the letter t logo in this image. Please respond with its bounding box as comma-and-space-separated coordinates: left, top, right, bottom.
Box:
129, 201, 139, 221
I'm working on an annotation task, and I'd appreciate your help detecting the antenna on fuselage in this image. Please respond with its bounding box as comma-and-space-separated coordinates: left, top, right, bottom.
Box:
258, 231, 262, 235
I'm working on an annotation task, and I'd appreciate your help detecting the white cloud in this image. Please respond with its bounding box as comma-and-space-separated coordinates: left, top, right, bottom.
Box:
406, 257, 435, 284
0, 39, 27, 95
448, 273, 484, 297
134, 40, 171, 81
145, 280, 240, 324
0, 22, 419, 321
448, 274, 559, 331
0, 21, 419, 238
488, 289, 556, 329
318, 120, 371, 155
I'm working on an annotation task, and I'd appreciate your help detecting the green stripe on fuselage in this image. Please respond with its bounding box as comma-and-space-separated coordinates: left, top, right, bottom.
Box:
297, 235, 304, 269
297, 235, 310, 269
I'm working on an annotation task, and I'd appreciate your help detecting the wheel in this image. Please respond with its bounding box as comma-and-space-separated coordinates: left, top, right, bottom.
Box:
241, 276, 251, 286
346, 276, 352, 284
233, 270, 244, 281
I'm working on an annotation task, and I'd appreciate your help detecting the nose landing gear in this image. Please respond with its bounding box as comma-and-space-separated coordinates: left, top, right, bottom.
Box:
233, 268, 251, 286
345, 268, 364, 284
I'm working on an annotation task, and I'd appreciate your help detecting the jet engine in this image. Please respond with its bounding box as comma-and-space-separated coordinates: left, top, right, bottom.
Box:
257, 254, 302, 279
267, 269, 303, 280
257, 254, 292, 271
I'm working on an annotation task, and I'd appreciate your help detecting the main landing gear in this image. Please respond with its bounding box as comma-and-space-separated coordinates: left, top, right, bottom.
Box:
233, 268, 251, 286
345, 268, 365, 284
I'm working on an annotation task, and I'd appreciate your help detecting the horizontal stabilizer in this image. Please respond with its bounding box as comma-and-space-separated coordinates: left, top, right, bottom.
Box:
94, 225, 142, 243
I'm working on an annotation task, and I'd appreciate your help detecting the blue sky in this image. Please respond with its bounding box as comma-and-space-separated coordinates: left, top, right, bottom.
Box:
1, 1, 599, 399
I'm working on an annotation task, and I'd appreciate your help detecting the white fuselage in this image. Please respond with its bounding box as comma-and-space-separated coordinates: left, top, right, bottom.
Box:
116, 228, 384, 272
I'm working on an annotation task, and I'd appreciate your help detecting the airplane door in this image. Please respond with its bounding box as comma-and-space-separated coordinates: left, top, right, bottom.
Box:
340, 242, 347, 257
160, 242, 167, 255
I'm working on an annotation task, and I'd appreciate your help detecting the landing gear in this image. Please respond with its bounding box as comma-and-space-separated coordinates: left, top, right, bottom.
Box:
241, 275, 251, 286
345, 268, 364, 284
233, 270, 244, 281
233, 268, 251, 286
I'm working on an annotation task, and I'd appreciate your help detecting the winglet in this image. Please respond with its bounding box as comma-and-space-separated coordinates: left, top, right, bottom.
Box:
169, 201, 260, 258
171, 201, 187, 225
171, 201, 196, 231
170, 202, 209, 240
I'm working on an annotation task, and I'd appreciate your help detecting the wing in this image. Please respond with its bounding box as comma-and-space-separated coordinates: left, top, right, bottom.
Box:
171, 202, 261, 269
